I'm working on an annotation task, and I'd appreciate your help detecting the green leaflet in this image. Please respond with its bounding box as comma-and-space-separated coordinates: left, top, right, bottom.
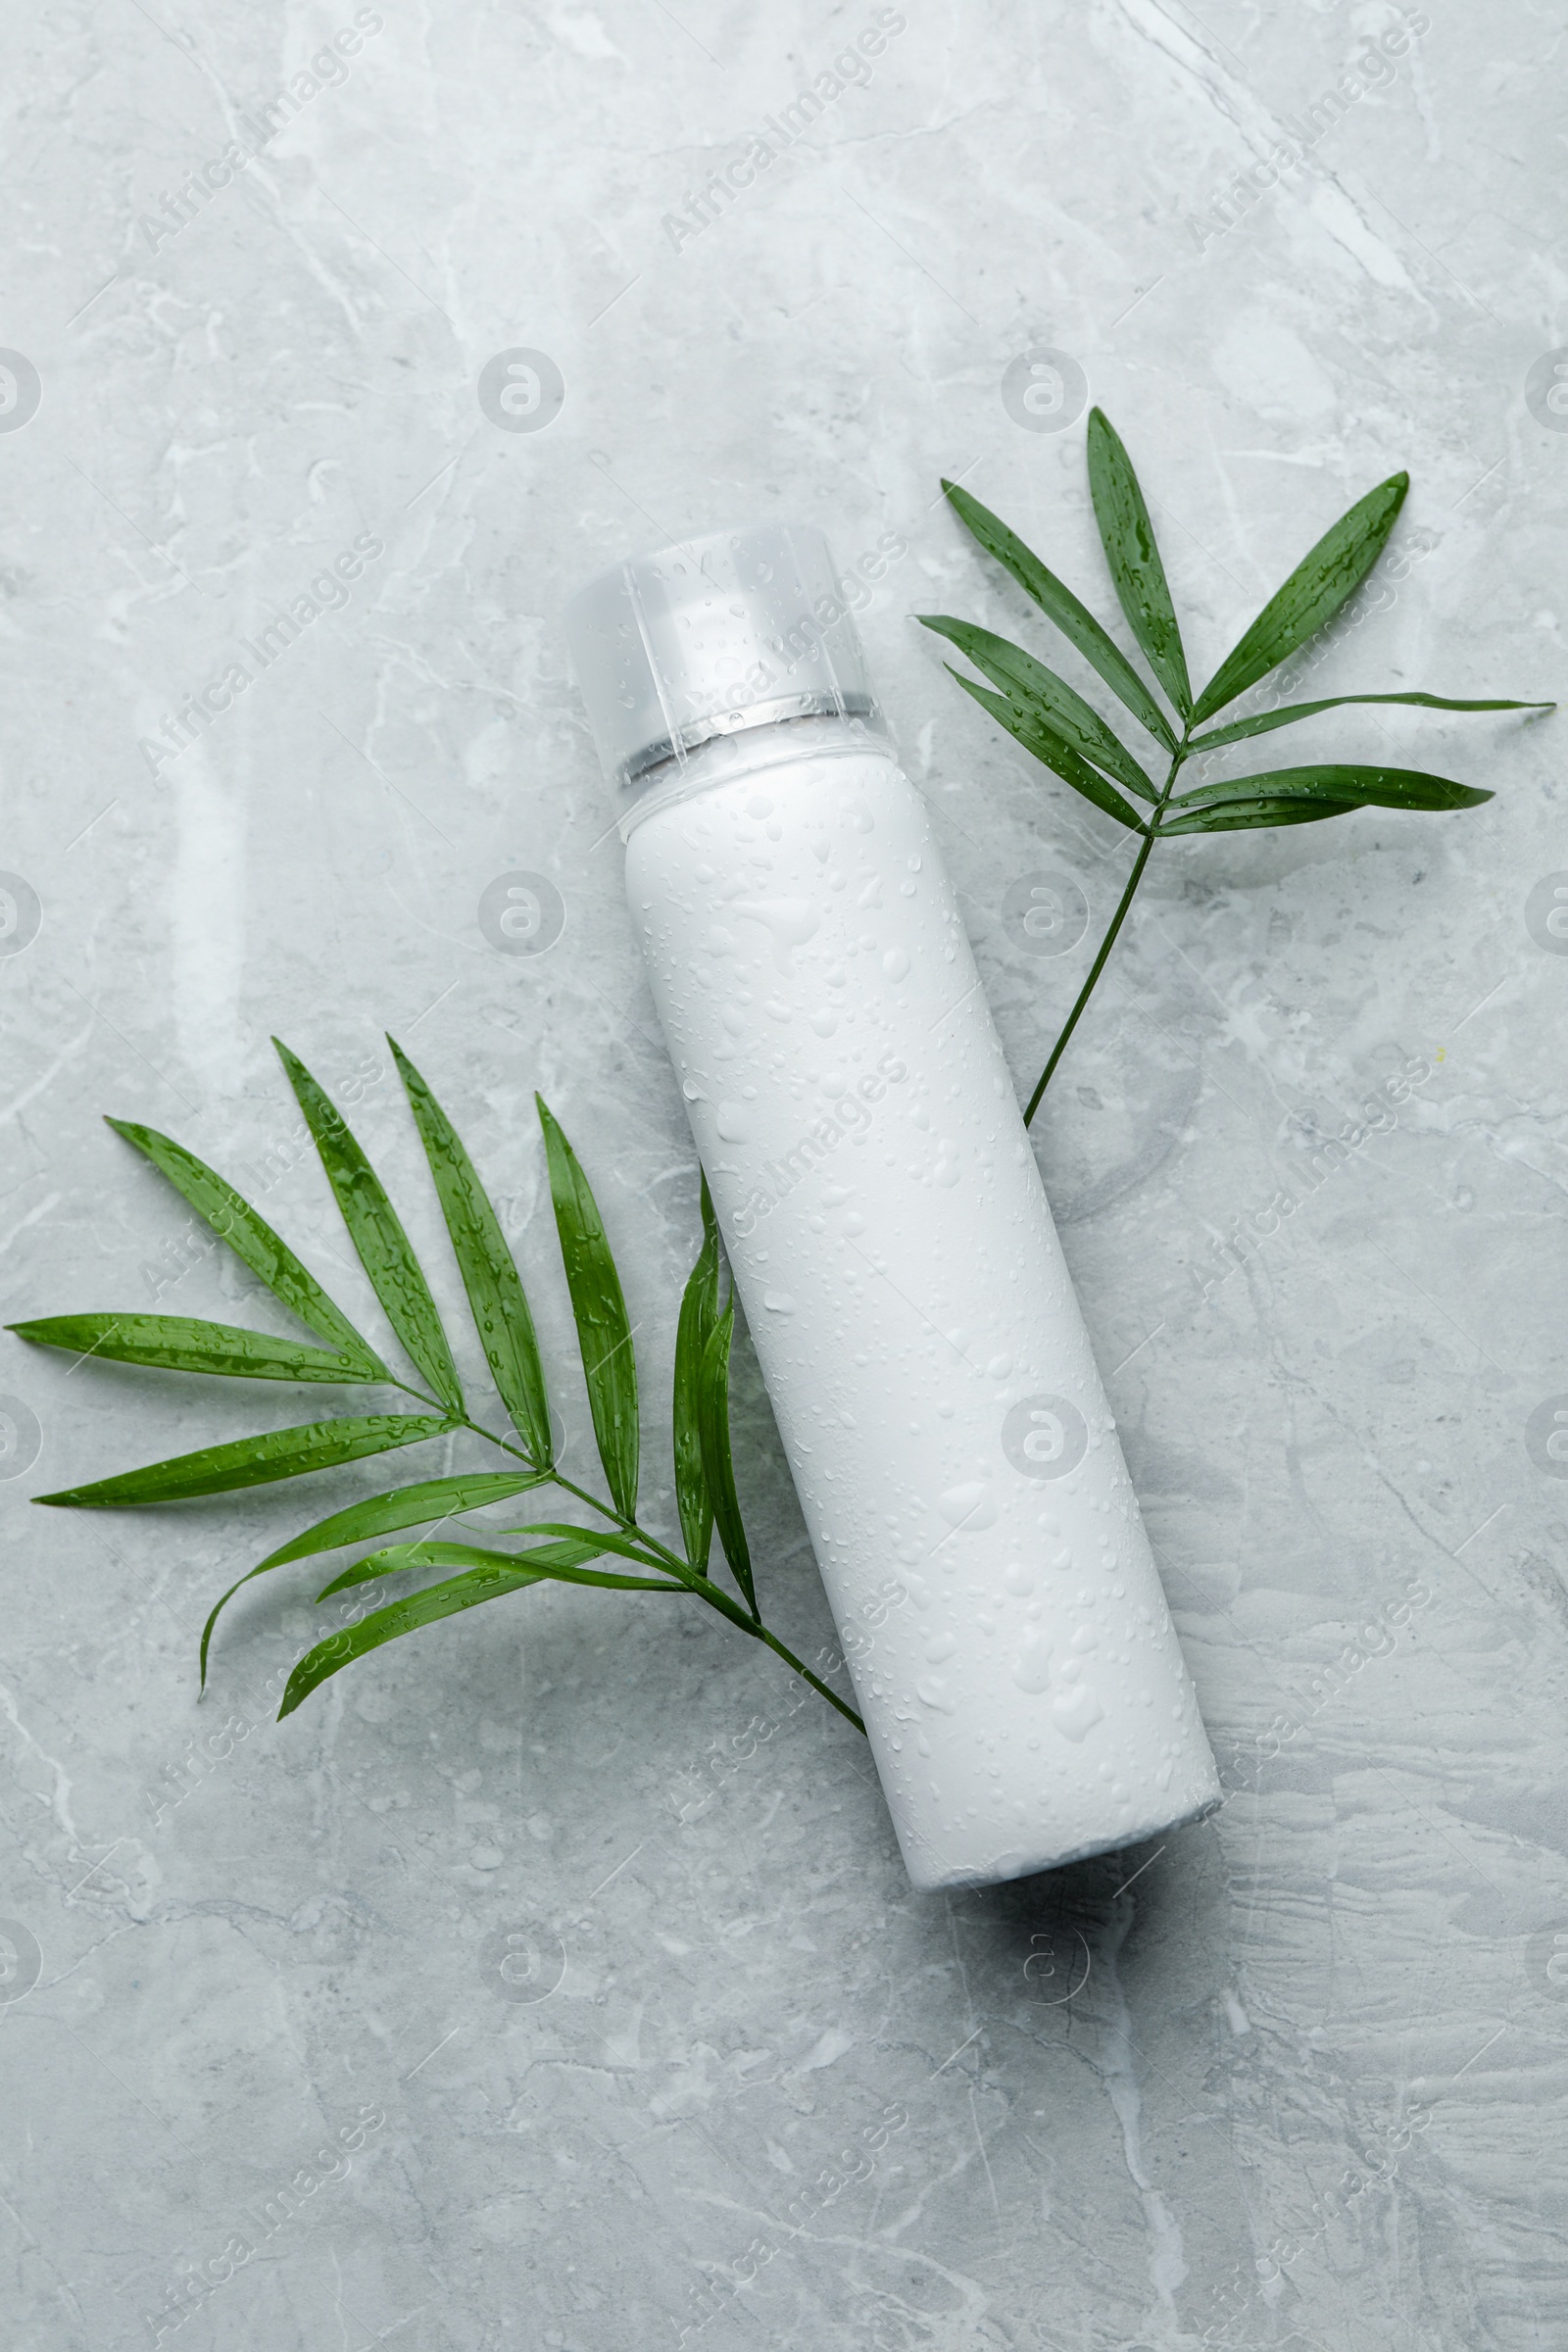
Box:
104, 1117, 382, 1374
315, 1535, 673, 1599
949, 670, 1148, 834
1157, 797, 1358, 836
1167, 763, 1492, 817
672, 1173, 721, 1571
34, 1413, 452, 1508
1189, 474, 1407, 726
280, 1544, 682, 1716
697, 1299, 757, 1618
275, 1041, 464, 1417
917, 616, 1157, 803
1190, 689, 1553, 752
1086, 409, 1193, 720
484, 1522, 678, 1576
512, 1524, 764, 1634
940, 478, 1178, 753
7, 1313, 375, 1384
198, 1468, 548, 1689
253, 1471, 549, 1573
537, 1096, 639, 1522
390, 1038, 553, 1464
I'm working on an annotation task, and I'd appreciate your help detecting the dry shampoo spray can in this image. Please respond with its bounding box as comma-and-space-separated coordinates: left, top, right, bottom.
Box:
565, 523, 1219, 1890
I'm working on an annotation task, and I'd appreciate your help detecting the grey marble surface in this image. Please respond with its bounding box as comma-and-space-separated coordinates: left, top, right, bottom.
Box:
2, 2, 1565, 2346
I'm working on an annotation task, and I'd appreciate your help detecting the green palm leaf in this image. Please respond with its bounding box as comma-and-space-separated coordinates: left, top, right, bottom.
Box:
917, 616, 1157, 802
697, 1299, 757, 1617
389, 1038, 552, 1463
8, 1313, 376, 1383
104, 1118, 381, 1374
34, 1412, 452, 1508
1190, 688, 1552, 750
316, 1536, 673, 1600
275, 1041, 463, 1416
1166, 763, 1491, 818
1189, 474, 1408, 726
1086, 409, 1192, 719
198, 1468, 547, 1688
941, 478, 1178, 752
278, 1546, 680, 1718
948, 670, 1147, 834
537, 1096, 639, 1521
672, 1173, 721, 1571
1157, 796, 1358, 836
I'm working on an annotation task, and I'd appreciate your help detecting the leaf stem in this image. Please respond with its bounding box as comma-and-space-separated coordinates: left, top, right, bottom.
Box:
382, 1383, 867, 1735
752, 1627, 866, 1733
1022, 738, 1187, 1126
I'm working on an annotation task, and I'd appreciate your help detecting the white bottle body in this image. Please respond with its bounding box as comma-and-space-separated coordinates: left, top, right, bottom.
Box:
623, 733, 1219, 1889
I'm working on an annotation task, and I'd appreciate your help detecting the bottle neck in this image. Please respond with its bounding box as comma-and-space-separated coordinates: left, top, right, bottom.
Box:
616, 713, 897, 838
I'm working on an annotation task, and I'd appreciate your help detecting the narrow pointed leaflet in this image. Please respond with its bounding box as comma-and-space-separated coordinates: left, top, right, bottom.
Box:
315, 1537, 675, 1601
1085, 409, 1193, 719
915, 616, 1157, 804
1190, 689, 1552, 753
947, 671, 1148, 834
8, 1313, 381, 1384
391, 1038, 553, 1464
940, 479, 1177, 752
672, 1172, 721, 1570
275, 1041, 464, 1415
198, 1468, 548, 1687
35, 1413, 452, 1508
277, 1554, 646, 1719
1189, 472, 1408, 727
536, 1096, 640, 1521
1164, 763, 1492, 825
697, 1299, 758, 1617
104, 1117, 382, 1375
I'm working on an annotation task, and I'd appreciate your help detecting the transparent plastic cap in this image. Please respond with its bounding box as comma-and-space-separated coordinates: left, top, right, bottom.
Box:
564, 521, 888, 795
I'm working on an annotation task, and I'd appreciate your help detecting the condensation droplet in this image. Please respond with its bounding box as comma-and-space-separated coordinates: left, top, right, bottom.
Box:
937, 1481, 999, 1533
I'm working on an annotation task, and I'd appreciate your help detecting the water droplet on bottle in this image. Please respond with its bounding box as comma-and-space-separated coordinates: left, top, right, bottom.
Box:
731, 898, 819, 972
937, 1481, 998, 1533
1011, 1628, 1053, 1693
883, 947, 910, 982
762, 1290, 797, 1314
1052, 1685, 1104, 1741
716, 1102, 751, 1143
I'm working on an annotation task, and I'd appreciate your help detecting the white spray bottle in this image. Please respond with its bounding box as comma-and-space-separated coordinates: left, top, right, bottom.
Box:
565, 522, 1219, 1890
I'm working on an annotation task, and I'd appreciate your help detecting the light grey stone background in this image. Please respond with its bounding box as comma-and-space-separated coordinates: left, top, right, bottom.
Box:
1, 2, 1564, 2346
